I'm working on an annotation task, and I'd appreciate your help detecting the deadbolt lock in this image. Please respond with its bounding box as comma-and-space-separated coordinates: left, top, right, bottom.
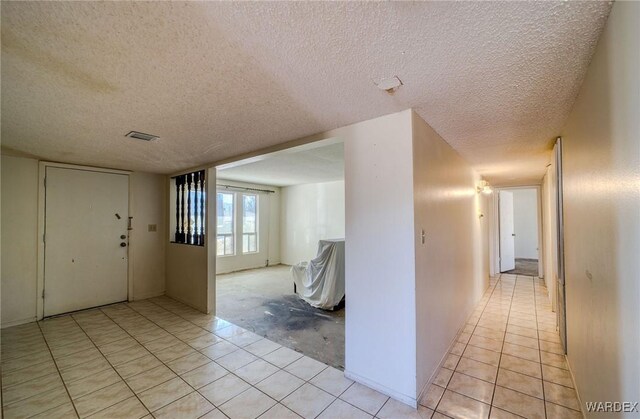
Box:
120, 235, 126, 240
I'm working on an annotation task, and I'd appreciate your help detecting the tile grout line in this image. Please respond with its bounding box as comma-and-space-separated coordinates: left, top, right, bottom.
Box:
1, 327, 75, 415
127, 300, 291, 417
35, 321, 82, 418
6, 297, 429, 419
67, 313, 153, 418
533, 276, 548, 419
141, 299, 368, 419
97, 305, 231, 417
487, 273, 517, 418
432, 275, 501, 415
459, 278, 572, 399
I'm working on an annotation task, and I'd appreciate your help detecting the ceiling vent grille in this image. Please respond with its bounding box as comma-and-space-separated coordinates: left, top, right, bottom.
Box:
125, 131, 159, 141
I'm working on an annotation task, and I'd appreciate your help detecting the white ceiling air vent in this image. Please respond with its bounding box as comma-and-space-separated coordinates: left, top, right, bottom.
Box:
125, 131, 159, 141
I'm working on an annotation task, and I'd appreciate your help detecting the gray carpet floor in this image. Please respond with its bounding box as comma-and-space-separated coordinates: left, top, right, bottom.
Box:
216, 265, 345, 370
502, 258, 539, 276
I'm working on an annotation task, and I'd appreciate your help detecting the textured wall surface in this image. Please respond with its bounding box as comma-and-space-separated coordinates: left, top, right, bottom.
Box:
1, 156, 39, 326
130, 172, 167, 300
1, 2, 611, 185
412, 111, 489, 400
280, 180, 345, 265
561, 1, 640, 412
340, 110, 418, 404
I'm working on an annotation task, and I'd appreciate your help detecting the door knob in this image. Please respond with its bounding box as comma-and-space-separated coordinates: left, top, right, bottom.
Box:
120, 242, 127, 247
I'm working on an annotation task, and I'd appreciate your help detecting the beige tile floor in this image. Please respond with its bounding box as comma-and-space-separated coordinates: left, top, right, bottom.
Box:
1, 296, 399, 419
421, 274, 583, 419
0, 274, 580, 419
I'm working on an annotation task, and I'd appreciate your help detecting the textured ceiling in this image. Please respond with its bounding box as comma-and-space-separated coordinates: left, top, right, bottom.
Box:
1, 1, 611, 184
218, 142, 344, 187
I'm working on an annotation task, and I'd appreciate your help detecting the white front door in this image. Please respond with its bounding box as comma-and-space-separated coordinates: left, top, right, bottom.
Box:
44, 167, 129, 317
499, 190, 516, 272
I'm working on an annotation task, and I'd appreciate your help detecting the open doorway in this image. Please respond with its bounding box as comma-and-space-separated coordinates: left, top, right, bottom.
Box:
214, 140, 346, 369
498, 187, 542, 276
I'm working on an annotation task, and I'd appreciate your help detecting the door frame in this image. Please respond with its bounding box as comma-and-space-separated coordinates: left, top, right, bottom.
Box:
490, 185, 544, 277
37, 162, 131, 320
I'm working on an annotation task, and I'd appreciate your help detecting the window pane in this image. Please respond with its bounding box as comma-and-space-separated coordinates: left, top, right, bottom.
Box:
243, 195, 257, 234
216, 236, 225, 256
217, 192, 234, 235
225, 235, 234, 255
242, 233, 257, 253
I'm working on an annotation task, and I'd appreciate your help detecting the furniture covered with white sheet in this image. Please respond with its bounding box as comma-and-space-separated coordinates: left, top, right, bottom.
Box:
291, 239, 345, 310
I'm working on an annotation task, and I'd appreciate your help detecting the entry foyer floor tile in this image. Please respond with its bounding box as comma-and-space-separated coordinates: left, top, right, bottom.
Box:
1, 274, 573, 418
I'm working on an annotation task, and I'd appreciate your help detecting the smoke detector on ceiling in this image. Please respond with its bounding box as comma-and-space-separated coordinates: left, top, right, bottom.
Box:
375, 76, 403, 94
125, 131, 159, 142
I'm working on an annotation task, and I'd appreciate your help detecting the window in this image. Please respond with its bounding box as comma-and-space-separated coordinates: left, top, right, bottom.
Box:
215, 189, 261, 256
173, 170, 205, 246
216, 192, 234, 256
242, 194, 258, 253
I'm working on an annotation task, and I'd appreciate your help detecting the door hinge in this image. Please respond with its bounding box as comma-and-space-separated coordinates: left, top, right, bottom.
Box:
42, 289, 45, 299
44, 177, 47, 187
43, 234, 46, 243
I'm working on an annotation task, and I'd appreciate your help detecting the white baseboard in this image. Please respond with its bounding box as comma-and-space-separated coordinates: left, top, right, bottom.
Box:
417, 279, 492, 404
217, 263, 283, 275
343, 369, 417, 408
131, 289, 165, 301
564, 354, 586, 418
417, 332, 459, 404
1, 316, 37, 329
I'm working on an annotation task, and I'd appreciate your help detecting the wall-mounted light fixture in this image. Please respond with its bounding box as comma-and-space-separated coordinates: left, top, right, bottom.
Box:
477, 180, 493, 195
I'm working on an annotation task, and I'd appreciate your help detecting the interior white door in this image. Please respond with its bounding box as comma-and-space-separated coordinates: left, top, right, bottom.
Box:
499, 190, 516, 272
44, 167, 129, 316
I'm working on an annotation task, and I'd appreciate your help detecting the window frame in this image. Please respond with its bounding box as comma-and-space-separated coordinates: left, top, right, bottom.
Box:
216, 191, 236, 257
241, 193, 259, 254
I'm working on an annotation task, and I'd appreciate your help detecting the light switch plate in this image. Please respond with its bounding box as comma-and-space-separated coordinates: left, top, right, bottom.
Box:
148, 224, 157, 232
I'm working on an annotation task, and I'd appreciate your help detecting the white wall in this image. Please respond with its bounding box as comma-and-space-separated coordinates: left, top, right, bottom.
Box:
561, 1, 640, 413
412, 111, 489, 399
1, 156, 39, 326
512, 189, 539, 260
0, 155, 167, 327
165, 167, 216, 313
215, 180, 280, 274
340, 110, 417, 404
166, 243, 209, 310
130, 172, 167, 299
280, 180, 345, 265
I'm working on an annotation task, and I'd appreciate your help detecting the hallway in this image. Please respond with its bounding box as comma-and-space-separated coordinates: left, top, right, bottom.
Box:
421, 274, 581, 418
